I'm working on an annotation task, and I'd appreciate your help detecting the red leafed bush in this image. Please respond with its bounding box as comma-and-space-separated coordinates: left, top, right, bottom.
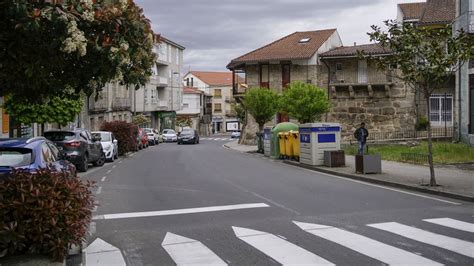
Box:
0, 169, 95, 261
101, 121, 138, 155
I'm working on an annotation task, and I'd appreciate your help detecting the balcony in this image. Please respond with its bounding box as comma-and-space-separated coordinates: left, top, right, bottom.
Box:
112, 97, 131, 111
454, 11, 474, 34
150, 76, 168, 86
89, 99, 107, 113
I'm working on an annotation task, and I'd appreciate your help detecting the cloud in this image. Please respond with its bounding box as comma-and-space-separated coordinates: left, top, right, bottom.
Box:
135, 0, 423, 71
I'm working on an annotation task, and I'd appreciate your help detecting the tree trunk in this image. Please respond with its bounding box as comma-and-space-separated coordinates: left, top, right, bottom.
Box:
425, 95, 437, 186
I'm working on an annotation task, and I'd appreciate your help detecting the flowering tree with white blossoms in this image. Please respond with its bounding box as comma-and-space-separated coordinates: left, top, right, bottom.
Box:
0, 0, 156, 124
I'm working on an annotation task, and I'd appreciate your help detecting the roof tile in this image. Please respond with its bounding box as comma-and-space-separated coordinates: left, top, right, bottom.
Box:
227, 29, 337, 69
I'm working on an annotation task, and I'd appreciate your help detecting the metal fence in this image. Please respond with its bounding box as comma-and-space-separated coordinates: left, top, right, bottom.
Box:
401, 153, 429, 165
345, 127, 453, 143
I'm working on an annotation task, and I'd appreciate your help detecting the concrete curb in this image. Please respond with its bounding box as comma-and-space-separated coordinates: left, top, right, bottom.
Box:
283, 160, 474, 203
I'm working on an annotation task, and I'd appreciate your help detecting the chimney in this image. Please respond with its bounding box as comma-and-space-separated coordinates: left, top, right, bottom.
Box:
354, 42, 357, 46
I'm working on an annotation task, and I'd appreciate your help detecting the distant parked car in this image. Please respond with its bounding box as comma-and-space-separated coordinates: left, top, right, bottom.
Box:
0, 137, 76, 179
92, 131, 118, 162
231, 130, 241, 139
143, 128, 158, 145
162, 129, 178, 142
177, 129, 199, 145
44, 129, 105, 172
137, 128, 149, 149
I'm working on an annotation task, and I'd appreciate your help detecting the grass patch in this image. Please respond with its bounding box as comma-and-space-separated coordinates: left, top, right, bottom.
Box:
343, 141, 474, 164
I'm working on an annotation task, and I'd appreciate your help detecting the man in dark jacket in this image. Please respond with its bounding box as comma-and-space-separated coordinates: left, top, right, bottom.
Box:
354, 122, 369, 155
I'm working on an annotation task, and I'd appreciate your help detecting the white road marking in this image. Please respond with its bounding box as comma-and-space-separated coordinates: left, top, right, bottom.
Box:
282, 163, 461, 205
424, 218, 474, 233
112, 165, 117, 168
118, 160, 123, 164
162, 232, 227, 265
85, 238, 126, 266
368, 222, 474, 258
101, 176, 107, 182
294, 221, 441, 265
232, 226, 334, 265
106, 170, 112, 174
93, 203, 270, 220
96, 186, 102, 195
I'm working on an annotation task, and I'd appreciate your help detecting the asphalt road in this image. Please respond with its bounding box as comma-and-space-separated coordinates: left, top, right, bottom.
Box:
81, 138, 474, 265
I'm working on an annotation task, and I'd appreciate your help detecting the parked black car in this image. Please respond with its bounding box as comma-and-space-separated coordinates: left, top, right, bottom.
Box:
177, 129, 199, 144
44, 129, 105, 172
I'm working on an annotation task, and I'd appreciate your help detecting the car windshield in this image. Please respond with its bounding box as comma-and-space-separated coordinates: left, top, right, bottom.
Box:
92, 132, 111, 142
0, 148, 33, 167
144, 128, 152, 133
44, 131, 76, 141
181, 130, 193, 135
163, 130, 175, 134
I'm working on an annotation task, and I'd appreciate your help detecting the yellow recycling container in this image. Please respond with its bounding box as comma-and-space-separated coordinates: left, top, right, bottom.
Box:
278, 132, 287, 158
290, 130, 300, 160
284, 132, 293, 159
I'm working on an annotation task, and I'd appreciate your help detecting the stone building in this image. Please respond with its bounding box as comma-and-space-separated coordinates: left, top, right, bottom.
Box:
227, 29, 342, 127
319, 44, 417, 138
176, 87, 213, 136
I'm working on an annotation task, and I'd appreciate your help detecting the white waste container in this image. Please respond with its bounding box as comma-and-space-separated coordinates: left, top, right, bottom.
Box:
299, 123, 341, 166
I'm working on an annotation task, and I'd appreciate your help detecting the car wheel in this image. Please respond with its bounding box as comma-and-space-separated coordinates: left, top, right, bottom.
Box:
77, 155, 88, 172
94, 153, 105, 167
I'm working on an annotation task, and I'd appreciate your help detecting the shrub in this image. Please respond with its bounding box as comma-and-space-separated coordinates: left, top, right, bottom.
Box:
416, 116, 429, 131
101, 121, 138, 155
0, 169, 95, 261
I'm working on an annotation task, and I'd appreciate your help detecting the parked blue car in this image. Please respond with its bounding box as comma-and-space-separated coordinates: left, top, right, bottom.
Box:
0, 137, 76, 179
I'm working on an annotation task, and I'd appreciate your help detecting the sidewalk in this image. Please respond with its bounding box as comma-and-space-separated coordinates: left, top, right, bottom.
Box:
225, 141, 474, 202
224, 140, 258, 153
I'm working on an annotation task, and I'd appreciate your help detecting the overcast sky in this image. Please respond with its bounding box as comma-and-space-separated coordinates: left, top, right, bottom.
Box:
134, 0, 422, 72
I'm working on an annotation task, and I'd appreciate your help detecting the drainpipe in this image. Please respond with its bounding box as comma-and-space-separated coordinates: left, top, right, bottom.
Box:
322, 59, 331, 122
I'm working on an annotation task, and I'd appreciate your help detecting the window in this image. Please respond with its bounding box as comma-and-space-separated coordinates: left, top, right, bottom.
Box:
429, 94, 453, 126
336, 63, 343, 71
47, 142, 61, 161
0, 148, 33, 167
186, 78, 190, 86
42, 143, 55, 163
183, 103, 189, 108
259, 64, 269, 88
191, 78, 194, 87
298, 38, 311, 43
214, 89, 222, 98
214, 103, 222, 112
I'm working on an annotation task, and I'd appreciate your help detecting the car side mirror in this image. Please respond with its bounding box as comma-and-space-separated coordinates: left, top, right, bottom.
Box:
113, 139, 118, 144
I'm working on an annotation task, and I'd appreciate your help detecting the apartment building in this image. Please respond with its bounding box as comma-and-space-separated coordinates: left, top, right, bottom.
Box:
133, 36, 185, 130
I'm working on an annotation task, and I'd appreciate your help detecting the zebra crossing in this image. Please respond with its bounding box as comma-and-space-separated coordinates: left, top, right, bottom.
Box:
159, 217, 473, 265
200, 137, 234, 141
88, 217, 474, 265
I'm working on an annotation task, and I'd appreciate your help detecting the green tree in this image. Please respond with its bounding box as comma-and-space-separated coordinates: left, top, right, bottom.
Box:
280, 81, 330, 123
243, 88, 280, 131
0, 0, 155, 104
3, 94, 83, 126
367, 21, 474, 186
232, 103, 246, 124
132, 114, 150, 127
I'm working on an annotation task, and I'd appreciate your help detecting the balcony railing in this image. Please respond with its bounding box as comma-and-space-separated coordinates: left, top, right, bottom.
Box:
89, 99, 107, 112
330, 70, 393, 85
112, 97, 131, 111
150, 76, 168, 86
454, 11, 474, 34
